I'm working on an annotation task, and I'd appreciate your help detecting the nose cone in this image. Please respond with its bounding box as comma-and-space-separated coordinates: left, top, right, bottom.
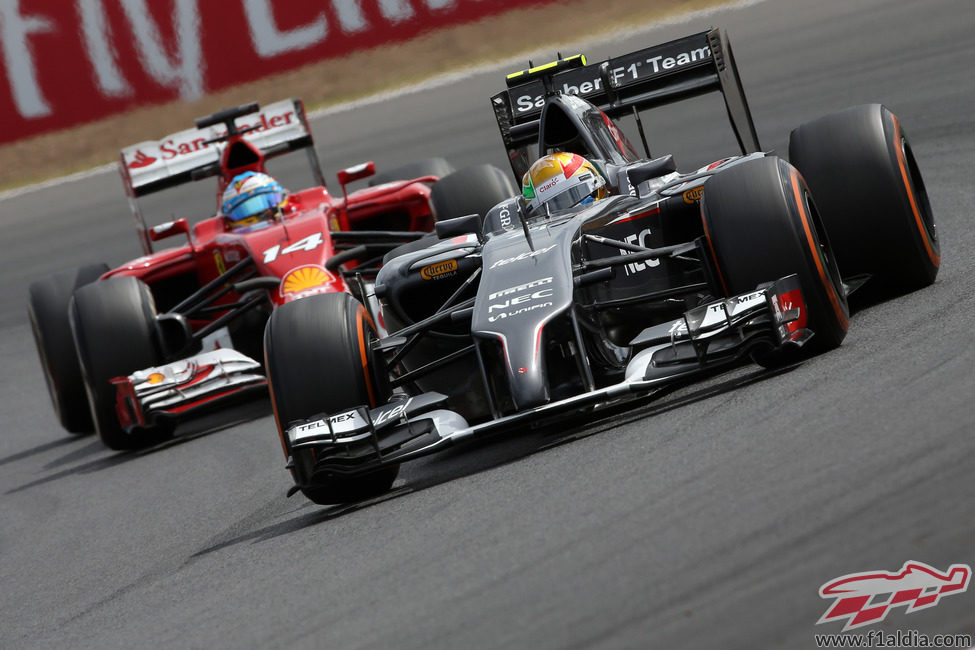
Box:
473, 227, 576, 411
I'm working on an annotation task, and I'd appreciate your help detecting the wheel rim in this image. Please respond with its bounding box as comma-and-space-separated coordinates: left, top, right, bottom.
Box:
800, 185, 845, 299
901, 136, 939, 251
789, 168, 849, 331
891, 115, 939, 268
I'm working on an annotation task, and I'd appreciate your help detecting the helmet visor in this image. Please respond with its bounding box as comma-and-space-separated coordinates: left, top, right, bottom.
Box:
227, 191, 282, 222
541, 183, 598, 213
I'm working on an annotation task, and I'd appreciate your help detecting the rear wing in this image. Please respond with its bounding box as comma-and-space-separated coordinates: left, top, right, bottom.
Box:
491, 28, 760, 179
118, 98, 322, 198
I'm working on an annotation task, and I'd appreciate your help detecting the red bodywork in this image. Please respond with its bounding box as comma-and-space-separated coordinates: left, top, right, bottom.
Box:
110, 97, 437, 322
105, 180, 434, 310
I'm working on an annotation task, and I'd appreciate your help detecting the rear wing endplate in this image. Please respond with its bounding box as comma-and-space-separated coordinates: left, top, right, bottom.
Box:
118, 98, 317, 198
491, 28, 760, 179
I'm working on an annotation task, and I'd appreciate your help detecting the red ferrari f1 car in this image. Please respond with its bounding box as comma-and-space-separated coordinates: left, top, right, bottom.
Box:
28, 98, 516, 450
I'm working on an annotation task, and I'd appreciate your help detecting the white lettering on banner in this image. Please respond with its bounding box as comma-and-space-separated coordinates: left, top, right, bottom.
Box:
0, 0, 54, 117
332, 0, 367, 34
78, 0, 130, 98
4, 0, 541, 140
378, 0, 413, 22
119, 0, 203, 100
244, 0, 327, 57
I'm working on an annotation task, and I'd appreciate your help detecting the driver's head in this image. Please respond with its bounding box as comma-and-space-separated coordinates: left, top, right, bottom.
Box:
522, 152, 607, 217
221, 171, 286, 232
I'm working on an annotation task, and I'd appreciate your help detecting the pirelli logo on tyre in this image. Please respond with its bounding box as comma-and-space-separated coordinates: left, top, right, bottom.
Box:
683, 186, 704, 204
421, 259, 458, 280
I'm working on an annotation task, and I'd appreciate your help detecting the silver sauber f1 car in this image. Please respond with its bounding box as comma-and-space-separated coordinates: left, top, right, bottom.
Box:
263, 29, 940, 505
28, 99, 515, 450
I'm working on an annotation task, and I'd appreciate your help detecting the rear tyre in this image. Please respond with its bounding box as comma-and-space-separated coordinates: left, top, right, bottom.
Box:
382, 164, 517, 264
789, 104, 939, 297
70, 276, 165, 450
265, 293, 397, 504
430, 164, 517, 223
368, 157, 455, 187
701, 156, 849, 359
28, 264, 109, 433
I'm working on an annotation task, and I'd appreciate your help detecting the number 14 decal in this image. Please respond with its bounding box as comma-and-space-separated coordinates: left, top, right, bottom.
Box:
262, 232, 324, 264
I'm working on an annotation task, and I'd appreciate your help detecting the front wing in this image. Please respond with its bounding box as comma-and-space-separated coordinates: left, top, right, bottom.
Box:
111, 349, 267, 434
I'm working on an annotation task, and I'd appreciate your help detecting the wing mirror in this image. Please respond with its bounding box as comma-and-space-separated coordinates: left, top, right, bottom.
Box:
337, 161, 376, 187
337, 162, 377, 226
626, 155, 677, 196
435, 214, 485, 243
149, 218, 191, 243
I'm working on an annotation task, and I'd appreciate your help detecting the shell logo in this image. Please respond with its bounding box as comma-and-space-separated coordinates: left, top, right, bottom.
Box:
280, 265, 334, 299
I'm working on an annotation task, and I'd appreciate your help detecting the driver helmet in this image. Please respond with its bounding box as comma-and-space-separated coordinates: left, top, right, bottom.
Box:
221, 171, 286, 232
522, 152, 607, 217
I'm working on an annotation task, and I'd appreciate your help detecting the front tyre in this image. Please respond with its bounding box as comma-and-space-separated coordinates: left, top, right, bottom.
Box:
28, 263, 108, 433
789, 104, 939, 297
70, 276, 166, 450
701, 156, 849, 357
265, 293, 397, 504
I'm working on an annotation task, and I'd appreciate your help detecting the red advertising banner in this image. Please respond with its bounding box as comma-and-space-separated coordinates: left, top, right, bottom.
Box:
0, 0, 557, 145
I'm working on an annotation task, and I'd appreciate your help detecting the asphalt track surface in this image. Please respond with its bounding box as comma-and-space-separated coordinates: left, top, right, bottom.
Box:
2, 0, 974, 647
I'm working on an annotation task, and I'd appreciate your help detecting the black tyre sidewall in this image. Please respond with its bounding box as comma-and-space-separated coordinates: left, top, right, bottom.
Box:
70, 276, 162, 450
265, 293, 396, 504
28, 263, 108, 433
701, 156, 849, 353
430, 164, 517, 223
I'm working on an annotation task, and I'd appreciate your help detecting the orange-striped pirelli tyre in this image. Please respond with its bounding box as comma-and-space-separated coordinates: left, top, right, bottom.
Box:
264, 292, 397, 504
789, 104, 939, 298
701, 156, 850, 359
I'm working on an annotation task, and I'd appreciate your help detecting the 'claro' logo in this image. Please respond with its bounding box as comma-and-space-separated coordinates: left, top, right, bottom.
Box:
683, 186, 704, 204
421, 259, 458, 280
